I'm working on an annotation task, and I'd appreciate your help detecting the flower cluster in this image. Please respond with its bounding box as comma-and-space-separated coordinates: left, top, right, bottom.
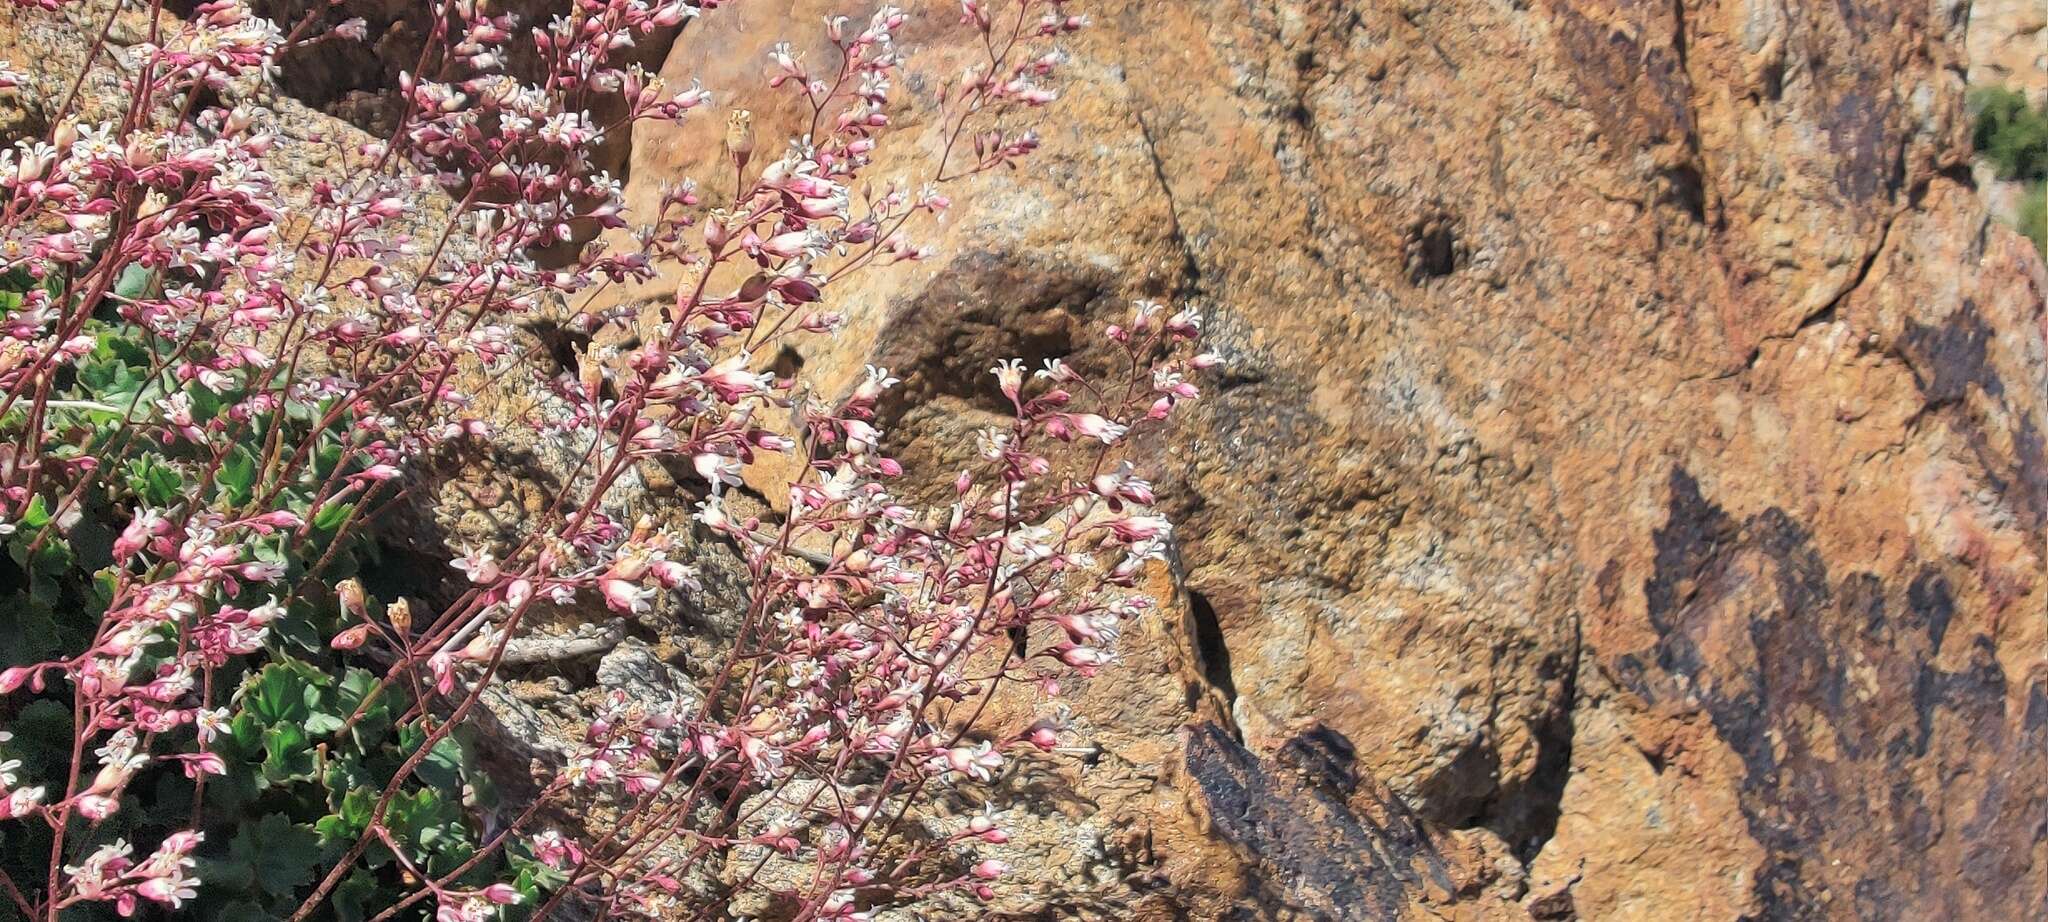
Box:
0, 0, 1207, 919
56, 830, 204, 916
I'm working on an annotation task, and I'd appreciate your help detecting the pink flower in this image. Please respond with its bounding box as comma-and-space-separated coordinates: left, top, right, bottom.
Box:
1105, 515, 1171, 543
1068, 413, 1127, 444
1055, 644, 1116, 670
436, 898, 490, 922
350, 464, 403, 485
0, 666, 33, 694
990, 359, 1025, 399
600, 578, 655, 614
696, 353, 771, 402
76, 794, 119, 821
450, 546, 500, 584
171, 752, 226, 779
330, 623, 371, 650
113, 510, 169, 563
482, 883, 521, 905
0, 786, 46, 819
755, 230, 820, 260
429, 652, 459, 696
135, 876, 197, 908
531, 830, 584, 870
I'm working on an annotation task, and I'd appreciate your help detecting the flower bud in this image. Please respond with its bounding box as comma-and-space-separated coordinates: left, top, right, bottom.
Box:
482, 883, 521, 905
330, 623, 372, 650
387, 597, 412, 636
724, 109, 754, 165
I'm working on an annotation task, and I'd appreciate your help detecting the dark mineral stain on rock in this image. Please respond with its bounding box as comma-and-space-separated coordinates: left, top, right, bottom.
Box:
1182, 723, 1460, 921
1628, 467, 2048, 919
1900, 302, 2004, 405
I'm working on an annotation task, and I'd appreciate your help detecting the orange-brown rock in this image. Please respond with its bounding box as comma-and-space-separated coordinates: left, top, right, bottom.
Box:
13, 0, 2038, 916
1969, 0, 2047, 106
589, 0, 2047, 917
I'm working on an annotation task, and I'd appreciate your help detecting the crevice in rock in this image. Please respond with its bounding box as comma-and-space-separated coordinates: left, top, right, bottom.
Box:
1759, 55, 1786, 102
1131, 109, 1204, 301
1518, 612, 1581, 863
1666, 0, 1720, 228
1812, 205, 1897, 325
1727, 200, 1899, 379
1795, 109, 1910, 336
1669, 0, 1691, 86
1186, 589, 1238, 709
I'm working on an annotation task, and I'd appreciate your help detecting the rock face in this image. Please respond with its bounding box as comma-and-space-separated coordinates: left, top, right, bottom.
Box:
9, 0, 2040, 918
1969, 0, 2047, 106
595, 0, 2046, 917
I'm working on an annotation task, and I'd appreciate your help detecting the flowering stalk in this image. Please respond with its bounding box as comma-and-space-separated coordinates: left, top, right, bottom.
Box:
0, 0, 1212, 918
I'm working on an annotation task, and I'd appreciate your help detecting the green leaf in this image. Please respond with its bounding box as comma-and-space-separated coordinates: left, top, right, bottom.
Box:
19, 494, 49, 528
316, 785, 376, 841
88, 568, 119, 611
417, 733, 468, 791
195, 854, 255, 894
304, 710, 344, 737
331, 870, 379, 922
311, 500, 355, 533
136, 772, 198, 830
214, 900, 274, 922
112, 263, 153, 301
270, 598, 324, 656
221, 446, 258, 507
125, 455, 184, 507
385, 786, 465, 857
188, 381, 226, 424
205, 764, 261, 815
335, 668, 391, 746
21, 540, 74, 605
220, 711, 266, 757
262, 722, 316, 784
227, 814, 325, 897
243, 660, 325, 725
102, 329, 152, 367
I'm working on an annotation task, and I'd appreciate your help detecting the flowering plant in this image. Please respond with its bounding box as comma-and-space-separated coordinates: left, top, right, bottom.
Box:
0, 0, 1210, 920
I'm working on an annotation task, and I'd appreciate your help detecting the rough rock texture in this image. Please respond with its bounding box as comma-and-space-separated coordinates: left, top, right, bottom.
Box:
1969, 0, 2047, 105
592, 0, 2048, 918
7, 0, 2042, 918
1966, 0, 2047, 232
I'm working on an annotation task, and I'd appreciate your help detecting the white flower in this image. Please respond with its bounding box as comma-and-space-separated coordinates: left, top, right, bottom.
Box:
989, 358, 1025, 397
451, 546, 500, 584
1035, 358, 1075, 382
786, 658, 823, 687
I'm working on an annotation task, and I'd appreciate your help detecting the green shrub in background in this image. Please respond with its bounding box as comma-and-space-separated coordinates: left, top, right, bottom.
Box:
1971, 87, 2048, 182
1969, 86, 2048, 258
